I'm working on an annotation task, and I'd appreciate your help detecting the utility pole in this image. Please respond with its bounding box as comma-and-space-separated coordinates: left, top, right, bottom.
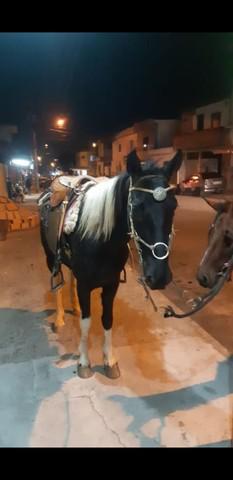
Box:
31, 115, 40, 193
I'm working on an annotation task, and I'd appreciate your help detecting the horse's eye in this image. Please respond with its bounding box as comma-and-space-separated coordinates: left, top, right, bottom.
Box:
224, 232, 233, 248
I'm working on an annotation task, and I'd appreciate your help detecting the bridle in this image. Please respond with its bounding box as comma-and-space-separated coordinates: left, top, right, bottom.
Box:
128, 175, 175, 261
127, 175, 176, 312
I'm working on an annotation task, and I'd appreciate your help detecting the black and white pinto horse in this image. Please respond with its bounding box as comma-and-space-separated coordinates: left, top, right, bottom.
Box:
40, 150, 182, 379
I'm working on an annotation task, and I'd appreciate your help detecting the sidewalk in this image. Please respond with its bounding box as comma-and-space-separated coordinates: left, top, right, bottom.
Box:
0, 227, 232, 447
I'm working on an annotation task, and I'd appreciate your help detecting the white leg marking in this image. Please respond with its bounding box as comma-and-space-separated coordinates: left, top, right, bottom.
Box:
103, 329, 117, 367
79, 317, 91, 367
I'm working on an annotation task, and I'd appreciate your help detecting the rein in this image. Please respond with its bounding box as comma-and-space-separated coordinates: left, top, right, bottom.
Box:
163, 256, 233, 319
127, 176, 233, 319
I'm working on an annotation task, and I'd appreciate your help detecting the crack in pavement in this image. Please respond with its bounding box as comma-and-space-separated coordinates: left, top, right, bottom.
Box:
71, 391, 127, 447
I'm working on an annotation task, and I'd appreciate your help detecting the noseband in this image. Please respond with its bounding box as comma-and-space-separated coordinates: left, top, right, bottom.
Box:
128, 176, 175, 260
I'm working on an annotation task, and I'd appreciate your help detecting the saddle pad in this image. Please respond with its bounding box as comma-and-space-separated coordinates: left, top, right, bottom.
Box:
63, 180, 96, 234
63, 176, 109, 235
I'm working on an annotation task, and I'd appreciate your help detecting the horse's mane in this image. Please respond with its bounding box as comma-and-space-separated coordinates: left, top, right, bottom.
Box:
78, 162, 164, 242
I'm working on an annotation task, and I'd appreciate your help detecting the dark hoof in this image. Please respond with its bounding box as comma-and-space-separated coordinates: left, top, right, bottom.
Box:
78, 364, 93, 379
104, 363, 120, 379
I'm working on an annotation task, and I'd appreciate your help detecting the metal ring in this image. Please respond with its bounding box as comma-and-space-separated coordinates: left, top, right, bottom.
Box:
152, 242, 169, 260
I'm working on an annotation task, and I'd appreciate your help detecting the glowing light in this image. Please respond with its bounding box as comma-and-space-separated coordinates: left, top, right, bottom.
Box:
92, 142, 97, 148
56, 118, 65, 128
45, 144, 48, 149
50, 162, 55, 168
11, 158, 31, 167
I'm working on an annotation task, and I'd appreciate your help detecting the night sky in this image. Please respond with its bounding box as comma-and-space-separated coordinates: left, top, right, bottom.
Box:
0, 32, 232, 147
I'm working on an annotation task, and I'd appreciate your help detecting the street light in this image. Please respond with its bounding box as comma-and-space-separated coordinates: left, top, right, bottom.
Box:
92, 142, 97, 148
45, 144, 48, 149
11, 158, 31, 167
56, 117, 66, 128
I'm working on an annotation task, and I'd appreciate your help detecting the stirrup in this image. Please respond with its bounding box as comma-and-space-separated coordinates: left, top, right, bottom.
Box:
51, 270, 65, 292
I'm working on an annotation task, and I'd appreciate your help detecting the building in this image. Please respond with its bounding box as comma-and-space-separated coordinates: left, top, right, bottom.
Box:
75, 150, 90, 175
174, 98, 233, 190
75, 136, 113, 177
112, 119, 180, 176
0, 125, 18, 196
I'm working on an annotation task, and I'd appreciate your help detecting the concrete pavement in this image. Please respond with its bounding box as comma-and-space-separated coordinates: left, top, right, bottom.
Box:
0, 197, 232, 447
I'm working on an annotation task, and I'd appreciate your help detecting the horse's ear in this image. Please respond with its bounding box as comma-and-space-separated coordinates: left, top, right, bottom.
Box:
163, 150, 182, 180
202, 197, 229, 212
126, 150, 142, 176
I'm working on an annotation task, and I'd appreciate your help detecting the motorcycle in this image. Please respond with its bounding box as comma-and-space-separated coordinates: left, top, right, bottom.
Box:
12, 183, 25, 203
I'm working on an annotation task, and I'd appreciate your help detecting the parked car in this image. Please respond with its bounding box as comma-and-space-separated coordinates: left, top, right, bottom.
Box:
177, 172, 224, 196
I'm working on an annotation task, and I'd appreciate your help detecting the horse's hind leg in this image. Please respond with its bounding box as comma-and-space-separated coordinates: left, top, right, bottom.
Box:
45, 251, 65, 331
70, 271, 80, 316
76, 284, 93, 378
101, 281, 120, 379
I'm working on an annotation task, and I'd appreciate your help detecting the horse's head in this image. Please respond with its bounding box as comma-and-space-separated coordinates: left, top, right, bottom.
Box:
126, 149, 182, 290
197, 199, 233, 288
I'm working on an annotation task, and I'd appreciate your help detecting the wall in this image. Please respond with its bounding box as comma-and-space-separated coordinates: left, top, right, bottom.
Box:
0, 163, 8, 197
194, 99, 230, 129
157, 120, 179, 147
112, 119, 179, 176
180, 112, 194, 134
112, 131, 138, 175
75, 151, 90, 169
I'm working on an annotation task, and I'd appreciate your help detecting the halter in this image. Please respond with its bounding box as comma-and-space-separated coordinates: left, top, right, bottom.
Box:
128, 176, 175, 261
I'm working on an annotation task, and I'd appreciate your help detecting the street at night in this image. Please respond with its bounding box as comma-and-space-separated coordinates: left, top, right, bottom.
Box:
0, 195, 232, 447
0, 32, 233, 448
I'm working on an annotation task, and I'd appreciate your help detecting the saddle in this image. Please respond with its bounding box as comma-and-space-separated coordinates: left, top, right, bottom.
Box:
50, 175, 95, 208
38, 175, 108, 291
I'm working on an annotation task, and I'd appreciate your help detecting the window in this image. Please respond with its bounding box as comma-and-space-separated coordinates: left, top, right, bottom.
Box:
211, 112, 221, 129
187, 152, 199, 160
129, 140, 134, 150
143, 136, 149, 150
118, 144, 121, 152
197, 114, 204, 131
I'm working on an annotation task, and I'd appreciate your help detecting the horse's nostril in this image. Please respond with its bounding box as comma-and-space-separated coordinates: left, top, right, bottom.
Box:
200, 274, 209, 287
146, 275, 153, 284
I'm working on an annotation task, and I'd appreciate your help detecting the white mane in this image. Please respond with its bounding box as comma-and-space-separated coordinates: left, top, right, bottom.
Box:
78, 176, 119, 241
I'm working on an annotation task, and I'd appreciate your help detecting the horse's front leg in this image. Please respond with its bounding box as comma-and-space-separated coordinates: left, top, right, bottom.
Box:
55, 287, 65, 330
77, 283, 93, 378
101, 281, 120, 379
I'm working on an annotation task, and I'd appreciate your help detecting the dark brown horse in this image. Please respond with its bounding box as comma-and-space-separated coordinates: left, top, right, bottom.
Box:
197, 199, 233, 289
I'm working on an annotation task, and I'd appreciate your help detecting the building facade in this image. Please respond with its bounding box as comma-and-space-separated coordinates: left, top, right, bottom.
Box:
112, 119, 180, 176
174, 98, 233, 190
75, 136, 113, 177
